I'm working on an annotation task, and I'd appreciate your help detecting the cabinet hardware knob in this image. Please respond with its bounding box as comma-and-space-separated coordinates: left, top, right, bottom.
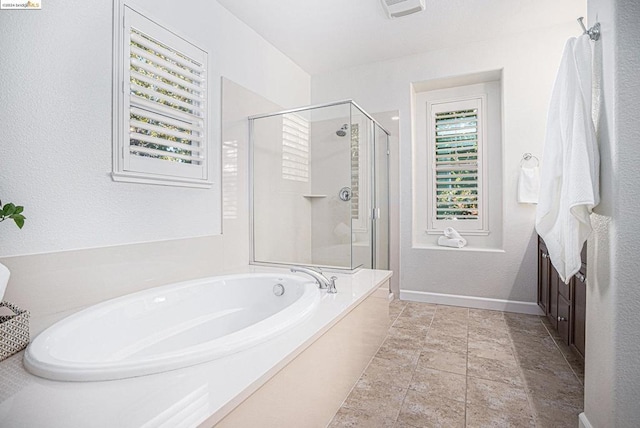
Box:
576, 273, 585, 282
557, 316, 567, 322
542, 253, 548, 259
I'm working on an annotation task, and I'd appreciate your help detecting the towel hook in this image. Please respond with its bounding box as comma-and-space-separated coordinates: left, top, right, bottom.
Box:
577, 17, 601, 41
521, 153, 539, 167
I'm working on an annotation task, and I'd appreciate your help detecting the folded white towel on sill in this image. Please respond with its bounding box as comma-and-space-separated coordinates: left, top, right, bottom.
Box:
518, 166, 540, 204
438, 228, 467, 248
444, 227, 464, 240
437, 236, 467, 248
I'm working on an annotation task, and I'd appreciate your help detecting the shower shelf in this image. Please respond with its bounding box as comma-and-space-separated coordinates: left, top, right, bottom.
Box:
302, 194, 327, 198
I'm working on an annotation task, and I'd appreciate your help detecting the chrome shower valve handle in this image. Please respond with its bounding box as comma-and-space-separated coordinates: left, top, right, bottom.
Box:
339, 187, 352, 201
327, 276, 338, 294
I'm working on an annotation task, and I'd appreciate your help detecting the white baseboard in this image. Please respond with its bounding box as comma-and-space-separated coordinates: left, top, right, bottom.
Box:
399, 289, 544, 315
578, 412, 593, 428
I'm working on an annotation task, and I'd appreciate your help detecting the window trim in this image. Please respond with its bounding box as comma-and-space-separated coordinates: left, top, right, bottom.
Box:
112, 1, 213, 188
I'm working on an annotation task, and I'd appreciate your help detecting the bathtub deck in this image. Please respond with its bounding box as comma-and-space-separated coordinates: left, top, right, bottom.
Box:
215, 283, 391, 427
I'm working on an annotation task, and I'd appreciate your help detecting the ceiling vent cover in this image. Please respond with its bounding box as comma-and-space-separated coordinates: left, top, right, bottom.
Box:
381, 0, 425, 18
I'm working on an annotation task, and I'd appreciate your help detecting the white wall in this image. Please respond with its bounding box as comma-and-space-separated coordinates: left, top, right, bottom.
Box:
0, 0, 310, 325
0, 0, 310, 257
583, 0, 640, 426
312, 20, 583, 305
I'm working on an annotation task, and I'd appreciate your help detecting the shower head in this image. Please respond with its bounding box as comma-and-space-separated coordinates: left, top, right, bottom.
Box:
336, 124, 348, 137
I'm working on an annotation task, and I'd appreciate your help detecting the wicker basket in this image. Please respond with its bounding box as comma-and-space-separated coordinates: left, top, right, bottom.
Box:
0, 301, 30, 362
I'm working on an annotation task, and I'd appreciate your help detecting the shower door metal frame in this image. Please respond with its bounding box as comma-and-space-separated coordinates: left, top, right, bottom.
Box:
248, 99, 391, 132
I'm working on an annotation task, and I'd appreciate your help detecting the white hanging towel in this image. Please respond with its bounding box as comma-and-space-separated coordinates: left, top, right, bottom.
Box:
437, 227, 467, 248
518, 166, 540, 203
535, 35, 600, 283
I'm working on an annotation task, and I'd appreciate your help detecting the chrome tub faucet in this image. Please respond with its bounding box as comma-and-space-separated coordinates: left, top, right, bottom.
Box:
290, 266, 337, 293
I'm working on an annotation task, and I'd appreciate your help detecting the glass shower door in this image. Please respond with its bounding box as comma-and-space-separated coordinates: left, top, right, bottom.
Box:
350, 105, 373, 269
307, 104, 353, 268
251, 102, 354, 269
249, 100, 390, 271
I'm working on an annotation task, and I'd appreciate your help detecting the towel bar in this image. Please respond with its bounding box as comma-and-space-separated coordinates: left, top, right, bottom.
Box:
521, 153, 539, 166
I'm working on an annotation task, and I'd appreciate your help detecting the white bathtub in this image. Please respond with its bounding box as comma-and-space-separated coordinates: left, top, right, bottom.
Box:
24, 273, 320, 382
2, 268, 391, 428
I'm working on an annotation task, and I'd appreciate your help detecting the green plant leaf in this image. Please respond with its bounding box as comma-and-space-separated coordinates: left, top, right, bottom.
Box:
13, 216, 25, 229
3, 203, 16, 216
1, 201, 25, 228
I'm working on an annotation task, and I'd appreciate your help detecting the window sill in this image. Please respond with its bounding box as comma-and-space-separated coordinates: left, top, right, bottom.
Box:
111, 171, 213, 189
425, 230, 490, 236
412, 244, 505, 253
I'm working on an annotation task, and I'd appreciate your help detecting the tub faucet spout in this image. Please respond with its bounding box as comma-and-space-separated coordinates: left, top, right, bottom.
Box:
290, 266, 331, 289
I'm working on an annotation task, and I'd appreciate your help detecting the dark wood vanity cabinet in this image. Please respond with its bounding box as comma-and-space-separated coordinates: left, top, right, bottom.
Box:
537, 236, 586, 359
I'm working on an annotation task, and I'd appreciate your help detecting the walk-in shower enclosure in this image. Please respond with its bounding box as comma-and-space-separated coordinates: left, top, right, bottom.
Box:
249, 100, 390, 271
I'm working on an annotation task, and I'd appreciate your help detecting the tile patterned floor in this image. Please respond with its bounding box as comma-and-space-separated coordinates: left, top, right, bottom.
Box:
328, 300, 584, 428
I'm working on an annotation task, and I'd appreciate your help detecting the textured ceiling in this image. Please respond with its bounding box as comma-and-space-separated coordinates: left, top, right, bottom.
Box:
216, 0, 586, 75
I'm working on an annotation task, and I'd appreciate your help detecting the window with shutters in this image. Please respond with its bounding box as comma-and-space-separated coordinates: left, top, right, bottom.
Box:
412, 77, 503, 247
428, 97, 487, 232
413, 77, 501, 248
282, 114, 309, 182
113, 4, 212, 187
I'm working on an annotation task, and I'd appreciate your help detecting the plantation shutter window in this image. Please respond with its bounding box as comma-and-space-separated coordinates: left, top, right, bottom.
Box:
113, 6, 211, 187
282, 113, 309, 182
427, 97, 488, 232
